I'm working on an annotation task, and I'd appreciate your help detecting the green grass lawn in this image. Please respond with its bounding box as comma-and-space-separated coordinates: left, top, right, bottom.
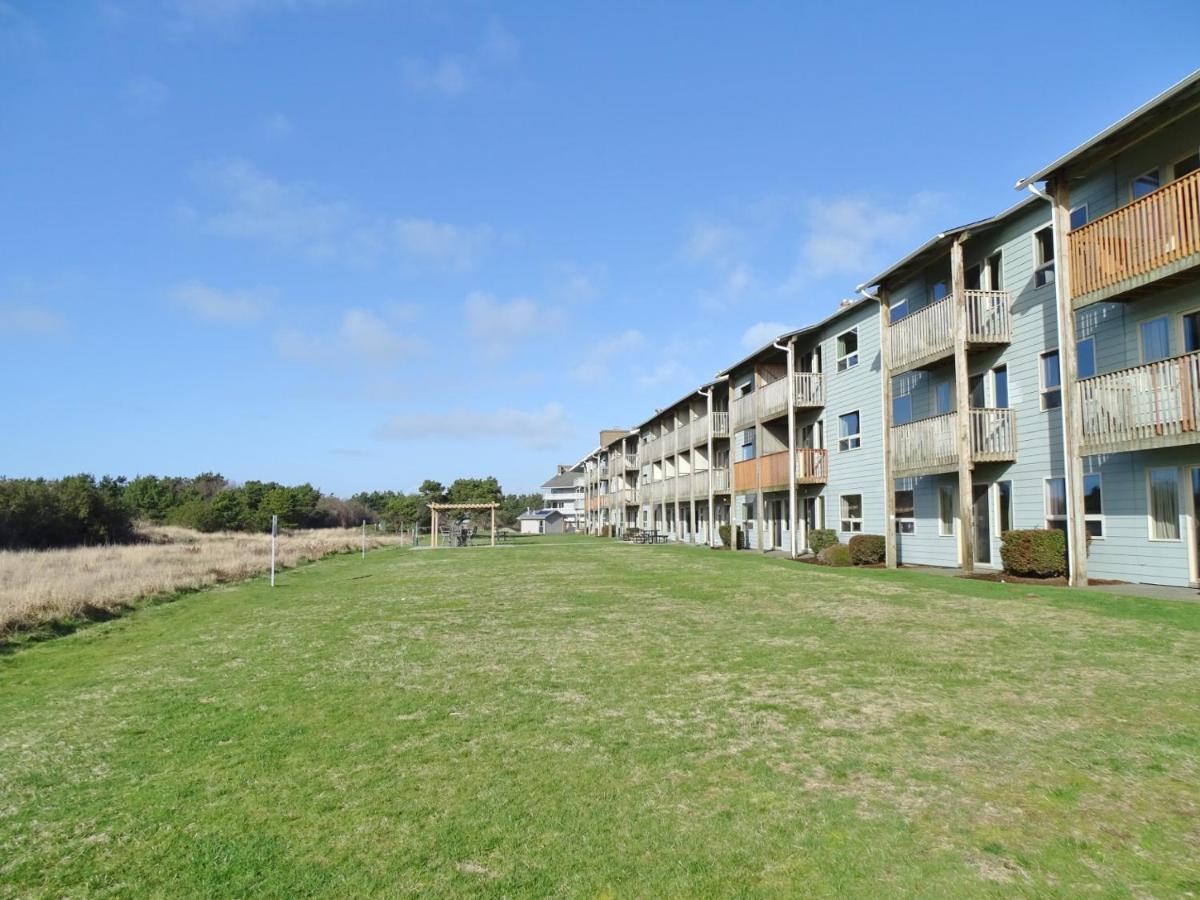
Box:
2, 538, 1198, 897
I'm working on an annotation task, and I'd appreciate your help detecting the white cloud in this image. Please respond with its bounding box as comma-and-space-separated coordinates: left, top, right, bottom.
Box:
0, 303, 65, 336
374, 402, 571, 449
191, 159, 493, 269
683, 217, 757, 309
463, 291, 564, 360
572, 329, 643, 383
170, 280, 270, 324
636, 360, 692, 389
261, 111, 293, 137
740, 321, 788, 351
124, 77, 168, 108
684, 219, 738, 265
401, 18, 519, 98
789, 191, 947, 286
277, 307, 424, 367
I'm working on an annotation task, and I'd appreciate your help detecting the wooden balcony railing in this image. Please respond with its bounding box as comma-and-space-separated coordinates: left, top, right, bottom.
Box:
888, 291, 1011, 372
969, 408, 1017, 462
692, 416, 710, 444
712, 468, 730, 491
732, 393, 756, 429
794, 372, 825, 407
711, 411, 730, 437
732, 458, 757, 492
891, 412, 958, 475
1068, 169, 1200, 304
661, 431, 676, 456
795, 448, 829, 483
676, 422, 691, 448
1077, 350, 1200, 453
758, 378, 789, 420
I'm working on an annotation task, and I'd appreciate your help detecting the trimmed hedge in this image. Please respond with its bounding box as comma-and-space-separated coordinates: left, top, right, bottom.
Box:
818, 544, 851, 567
848, 534, 885, 565
809, 528, 838, 555
1000, 528, 1067, 578
718, 524, 732, 549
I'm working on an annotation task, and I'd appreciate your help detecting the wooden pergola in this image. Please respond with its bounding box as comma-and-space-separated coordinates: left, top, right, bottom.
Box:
427, 502, 499, 548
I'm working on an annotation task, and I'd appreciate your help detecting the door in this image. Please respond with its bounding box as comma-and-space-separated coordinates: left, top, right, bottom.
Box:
973, 484, 992, 565
771, 500, 784, 549
1191, 468, 1200, 585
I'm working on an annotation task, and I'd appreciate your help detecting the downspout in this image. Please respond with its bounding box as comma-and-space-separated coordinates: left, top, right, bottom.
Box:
1027, 182, 1081, 586
774, 339, 798, 558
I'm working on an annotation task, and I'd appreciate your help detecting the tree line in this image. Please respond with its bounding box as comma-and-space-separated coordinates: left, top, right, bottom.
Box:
0, 473, 545, 550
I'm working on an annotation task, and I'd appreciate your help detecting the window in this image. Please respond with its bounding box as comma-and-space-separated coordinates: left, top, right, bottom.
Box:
895, 489, 915, 534
1132, 169, 1160, 200
935, 381, 952, 415
840, 494, 863, 533
1140, 316, 1171, 363
1083, 473, 1104, 538
838, 411, 861, 451
1041, 350, 1062, 410
938, 485, 955, 536
993, 366, 1009, 409
1034, 226, 1055, 287
836, 328, 859, 371
965, 264, 981, 291
930, 280, 950, 302
968, 373, 986, 409
889, 298, 909, 323
1173, 152, 1199, 181
1045, 478, 1067, 532
1077, 337, 1097, 379
735, 374, 754, 398
1069, 205, 1089, 230
892, 394, 913, 426
986, 252, 1003, 291
997, 481, 1013, 532
800, 423, 817, 449
736, 428, 756, 462
1148, 468, 1180, 540
1184, 310, 1200, 354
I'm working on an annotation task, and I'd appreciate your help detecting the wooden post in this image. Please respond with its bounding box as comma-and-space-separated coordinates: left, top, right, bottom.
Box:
431, 507, 438, 549
951, 235, 975, 574
1052, 177, 1089, 586
880, 290, 897, 569
707, 386, 716, 547
786, 339, 799, 558
490, 506, 496, 547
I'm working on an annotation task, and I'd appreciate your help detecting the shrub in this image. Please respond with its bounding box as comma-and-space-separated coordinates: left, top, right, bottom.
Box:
848, 534, 886, 565
809, 528, 838, 555
601, 525, 611, 538
719, 524, 732, 549
818, 543, 851, 566
1000, 529, 1067, 578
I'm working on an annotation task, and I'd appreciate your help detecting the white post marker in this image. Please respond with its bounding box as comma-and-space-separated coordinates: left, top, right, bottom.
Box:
270, 514, 278, 587
361, 519, 366, 559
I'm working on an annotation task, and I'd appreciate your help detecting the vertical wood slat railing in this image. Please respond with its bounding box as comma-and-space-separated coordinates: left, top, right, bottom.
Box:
1077, 350, 1200, 451
757, 378, 789, 420
690, 470, 708, 498
732, 393, 756, 429
793, 372, 825, 407
969, 407, 1016, 460
795, 448, 828, 482
1068, 169, 1200, 300
963, 290, 1012, 343
711, 468, 730, 491
711, 411, 731, 436
889, 297, 953, 371
891, 412, 958, 473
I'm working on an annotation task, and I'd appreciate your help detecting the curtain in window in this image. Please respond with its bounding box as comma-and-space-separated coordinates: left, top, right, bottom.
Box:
1149, 468, 1180, 540
1141, 318, 1171, 363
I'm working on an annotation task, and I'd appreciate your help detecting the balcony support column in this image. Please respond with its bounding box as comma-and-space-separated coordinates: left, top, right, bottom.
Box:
786, 339, 799, 558
952, 236, 976, 574
1051, 177, 1089, 586
880, 289, 897, 568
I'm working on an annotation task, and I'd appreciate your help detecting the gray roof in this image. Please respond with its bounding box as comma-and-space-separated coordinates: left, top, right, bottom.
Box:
1015, 69, 1200, 189
518, 509, 563, 520
541, 471, 581, 489
632, 377, 727, 431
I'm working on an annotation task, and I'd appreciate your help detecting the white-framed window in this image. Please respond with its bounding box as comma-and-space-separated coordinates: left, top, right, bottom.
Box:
895, 489, 915, 534
1132, 168, 1160, 200
836, 328, 859, 371
890, 297, 909, 323
1069, 204, 1089, 230
892, 394, 913, 426
997, 481, 1013, 533
1147, 467, 1181, 541
938, 485, 955, 536
1045, 477, 1067, 532
993, 365, 1009, 409
1040, 350, 1062, 410
1139, 315, 1172, 363
838, 410, 861, 452
735, 374, 754, 397
735, 428, 755, 462
1083, 473, 1104, 538
1034, 225, 1055, 287
840, 494, 863, 533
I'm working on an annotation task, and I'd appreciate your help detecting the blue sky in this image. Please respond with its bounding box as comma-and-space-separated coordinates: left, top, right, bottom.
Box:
2, 1, 1198, 496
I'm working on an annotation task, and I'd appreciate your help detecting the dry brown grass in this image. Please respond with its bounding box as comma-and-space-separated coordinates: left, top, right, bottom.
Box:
0, 524, 403, 639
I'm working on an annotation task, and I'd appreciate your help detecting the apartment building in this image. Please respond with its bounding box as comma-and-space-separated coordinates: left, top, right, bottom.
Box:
578, 71, 1199, 590
539, 462, 586, 529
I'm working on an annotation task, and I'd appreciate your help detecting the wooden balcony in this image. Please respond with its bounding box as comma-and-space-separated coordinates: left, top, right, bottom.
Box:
793, 372, 825, 407
1077, 351, 1200, 454
732, 393, 756, 429
891, 409, 1016, 476
730, 449, 829, 492
676, 422, 691, 449
795, 448, 829, 484
732, 458, 757, 493
888, 290, 1011, 374
711, 467, 730, 492
1068, 169, 1200, 308
711, 411, 730, 437
691, 416, 709, 445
